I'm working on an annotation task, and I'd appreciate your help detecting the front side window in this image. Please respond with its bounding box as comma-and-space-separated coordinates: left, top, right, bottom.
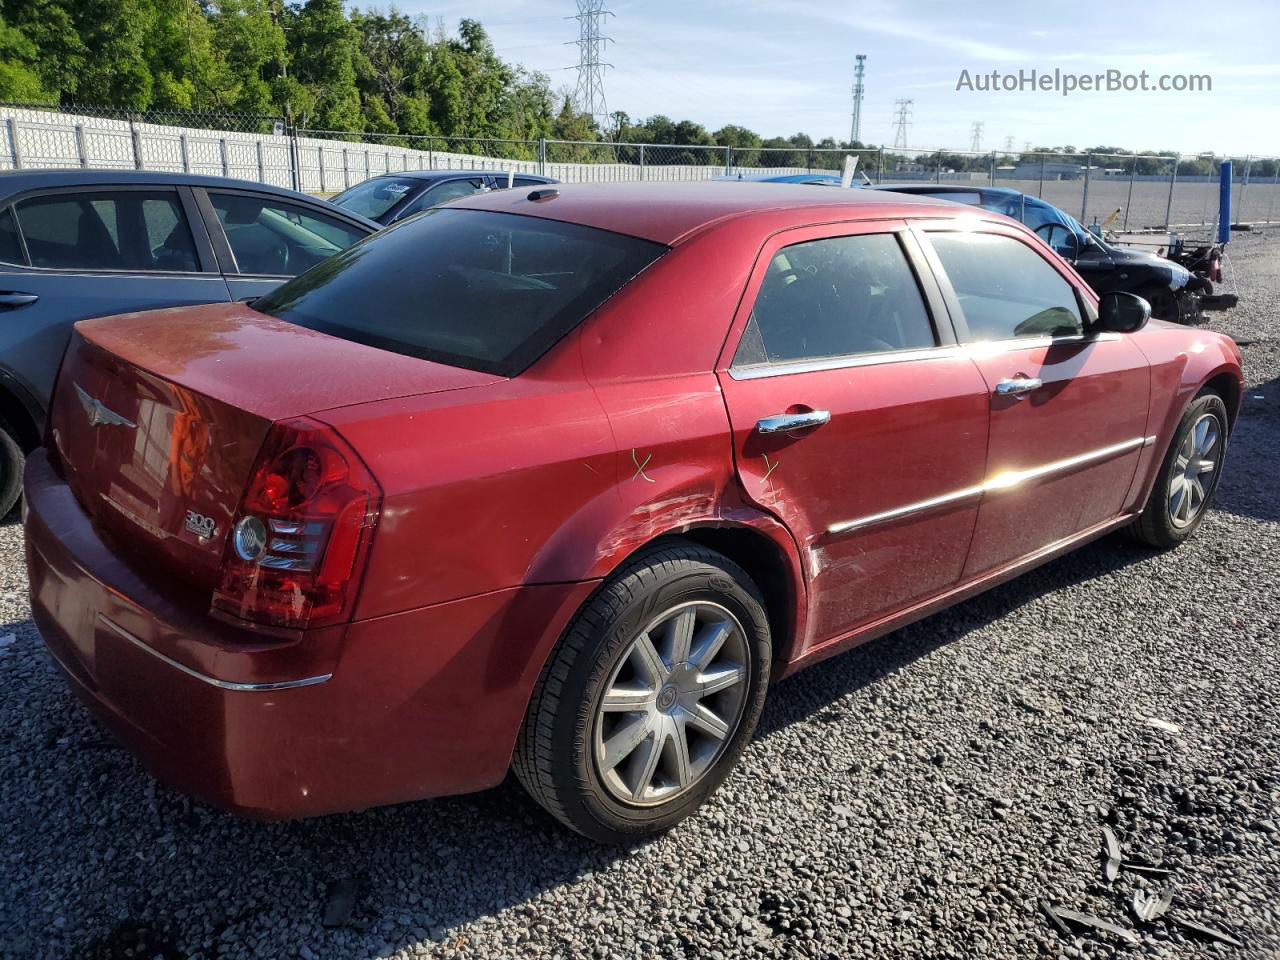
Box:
254, 208, 666, 376
927, 231, 1082, 340
14, 190, 199, 272
330, 176, 420, 220
210, 192, 367, 276
733, 232, 936, 367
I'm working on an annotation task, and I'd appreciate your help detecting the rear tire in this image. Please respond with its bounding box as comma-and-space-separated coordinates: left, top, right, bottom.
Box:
0, 418, 24, 520
512, 542, 771, 844
1128, 391, 1228, 548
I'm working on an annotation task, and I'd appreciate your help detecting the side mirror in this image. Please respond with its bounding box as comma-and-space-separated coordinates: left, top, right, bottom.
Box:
1095, 291, 1151, 334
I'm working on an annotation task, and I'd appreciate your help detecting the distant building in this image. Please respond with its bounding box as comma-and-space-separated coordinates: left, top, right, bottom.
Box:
1006, 161, 1089, 180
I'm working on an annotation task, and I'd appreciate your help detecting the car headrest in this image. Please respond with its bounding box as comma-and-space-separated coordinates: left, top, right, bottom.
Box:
219, 197, 265, 225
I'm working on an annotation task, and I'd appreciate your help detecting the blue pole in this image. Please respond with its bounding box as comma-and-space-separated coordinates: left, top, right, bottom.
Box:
1218, 160, 1232, 244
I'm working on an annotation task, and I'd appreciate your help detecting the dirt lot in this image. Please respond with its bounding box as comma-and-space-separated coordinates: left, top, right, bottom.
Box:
0, 232, 1277, 960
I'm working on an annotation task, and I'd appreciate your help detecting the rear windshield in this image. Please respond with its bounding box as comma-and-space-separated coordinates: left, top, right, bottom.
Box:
330, 177, 421, 219
254, 208, 666, 376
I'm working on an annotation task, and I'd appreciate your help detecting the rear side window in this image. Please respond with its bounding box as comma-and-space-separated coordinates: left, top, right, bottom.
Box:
734, 232, 936, 367
255, 208, 666, 376
0, 208, 24, 264
928, 232, 1082, 340
210, 192, 367, 276
14, 190, 199, 272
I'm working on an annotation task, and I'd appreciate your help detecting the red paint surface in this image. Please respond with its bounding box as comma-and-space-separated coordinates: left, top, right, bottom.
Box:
25, 184, 1243, 817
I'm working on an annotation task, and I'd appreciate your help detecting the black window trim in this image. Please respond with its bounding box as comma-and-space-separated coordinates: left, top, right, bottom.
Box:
0, 184, 218, 276
728, 222, 957, 381
194, 185, 374, 278
913, 222, 1095, 347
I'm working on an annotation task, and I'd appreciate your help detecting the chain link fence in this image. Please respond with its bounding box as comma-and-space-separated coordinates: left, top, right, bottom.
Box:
1, 102, 1276, 231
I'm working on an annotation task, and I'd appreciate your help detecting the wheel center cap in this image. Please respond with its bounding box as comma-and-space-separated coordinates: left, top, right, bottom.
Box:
657, 685, 678, 710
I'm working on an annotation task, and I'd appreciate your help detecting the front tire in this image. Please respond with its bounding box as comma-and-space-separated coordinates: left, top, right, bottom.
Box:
513, 542, 771, 844
1137, 283, 1179, 323
1128, 391, 1228, 548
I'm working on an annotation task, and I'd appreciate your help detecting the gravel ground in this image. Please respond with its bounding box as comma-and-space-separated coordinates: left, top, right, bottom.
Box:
1, 232, 1278, 960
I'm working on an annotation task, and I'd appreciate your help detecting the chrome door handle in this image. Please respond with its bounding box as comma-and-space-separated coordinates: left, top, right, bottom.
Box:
995, 377, 1043, 396
0, 292, 38, 308
756, 410, 831, 434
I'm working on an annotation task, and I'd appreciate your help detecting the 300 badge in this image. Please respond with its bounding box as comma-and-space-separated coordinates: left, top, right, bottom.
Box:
184, 510, 218, 539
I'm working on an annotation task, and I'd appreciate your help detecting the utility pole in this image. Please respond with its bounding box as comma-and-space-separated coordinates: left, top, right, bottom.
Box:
969, 121, 983, 153
892, 99, 913, 149
849, 55, 866, 145
568, 1, 614, 126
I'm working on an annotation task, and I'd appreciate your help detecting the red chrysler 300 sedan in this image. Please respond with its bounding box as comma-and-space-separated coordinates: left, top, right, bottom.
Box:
25, 182, 1242, 843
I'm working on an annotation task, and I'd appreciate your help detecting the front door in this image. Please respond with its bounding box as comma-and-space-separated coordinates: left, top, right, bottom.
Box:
717, 222, 991, 649
918, 225, 1151, 577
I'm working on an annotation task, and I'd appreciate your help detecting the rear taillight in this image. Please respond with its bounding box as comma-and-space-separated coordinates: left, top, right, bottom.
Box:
212, 417, 381, 630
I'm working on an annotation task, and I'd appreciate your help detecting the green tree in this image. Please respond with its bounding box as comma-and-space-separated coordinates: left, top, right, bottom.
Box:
0, 15, 50, 101
287, 0, 362, 131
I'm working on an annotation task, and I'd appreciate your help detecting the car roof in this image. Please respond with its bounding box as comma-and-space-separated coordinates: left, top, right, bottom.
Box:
0, 168, 379, 226
452, 180, 976, 245
711, 173, 842, 183
873, 182, 1025, 199
352, 169, 557, 184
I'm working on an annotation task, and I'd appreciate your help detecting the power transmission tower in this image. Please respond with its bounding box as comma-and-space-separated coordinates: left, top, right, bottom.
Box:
969, 121, 983, 153
849, 55, 866, 144
1004, 135, 1015, 152
568, 1, 614, 125
892, 99, 912, 149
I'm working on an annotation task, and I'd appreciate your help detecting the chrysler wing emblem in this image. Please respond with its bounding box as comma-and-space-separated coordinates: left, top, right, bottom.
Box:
74, 383, 137, 429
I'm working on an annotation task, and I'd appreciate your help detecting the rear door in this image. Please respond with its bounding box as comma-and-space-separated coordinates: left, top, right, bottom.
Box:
716, 221, 991, 649
0, 185, 227, 403
195, 188, 372, 301
917, 224, 1150, 577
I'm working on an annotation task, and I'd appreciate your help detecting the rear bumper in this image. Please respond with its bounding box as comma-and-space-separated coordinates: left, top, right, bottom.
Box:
24, 449, 596, 817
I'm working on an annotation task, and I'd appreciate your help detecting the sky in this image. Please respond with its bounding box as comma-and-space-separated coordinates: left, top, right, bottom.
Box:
405, 0, 1280, 156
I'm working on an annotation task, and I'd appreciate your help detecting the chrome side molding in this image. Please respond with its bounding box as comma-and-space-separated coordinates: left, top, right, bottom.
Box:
827, 435, 1155, 536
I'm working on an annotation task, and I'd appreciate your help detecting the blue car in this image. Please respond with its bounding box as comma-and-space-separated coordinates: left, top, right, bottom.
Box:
0, 169, 378, 516
330, 169, 559, 226
713, 173, 844, 185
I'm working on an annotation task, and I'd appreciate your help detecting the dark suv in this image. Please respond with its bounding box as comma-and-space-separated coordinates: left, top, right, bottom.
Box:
871, 184, 1208, 324
0, 169, 378, 516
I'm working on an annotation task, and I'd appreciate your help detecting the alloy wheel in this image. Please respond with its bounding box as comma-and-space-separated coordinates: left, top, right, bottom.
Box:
1168, 412, 1222, 528
593, 601, 750, 807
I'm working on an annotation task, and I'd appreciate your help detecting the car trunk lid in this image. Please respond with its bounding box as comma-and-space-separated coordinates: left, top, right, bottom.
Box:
49, 302, 501, 591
